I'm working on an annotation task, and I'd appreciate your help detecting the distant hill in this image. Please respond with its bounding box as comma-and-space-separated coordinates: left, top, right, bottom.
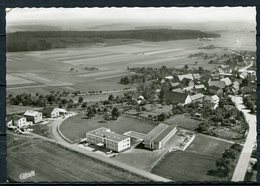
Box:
7, 29, 220, 52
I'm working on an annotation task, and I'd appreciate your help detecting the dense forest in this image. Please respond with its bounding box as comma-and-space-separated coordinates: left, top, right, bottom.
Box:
7, 29, 220, 52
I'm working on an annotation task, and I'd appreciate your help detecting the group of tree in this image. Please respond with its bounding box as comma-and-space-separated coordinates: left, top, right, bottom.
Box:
243, 95, 256, 114
213, 144, 242, 177
104, 107, 120, 121
7, 30, 220, 52
8, 91, 78, 109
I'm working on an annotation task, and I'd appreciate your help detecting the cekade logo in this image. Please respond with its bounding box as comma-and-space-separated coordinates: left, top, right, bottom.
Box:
19, 170, 36, 180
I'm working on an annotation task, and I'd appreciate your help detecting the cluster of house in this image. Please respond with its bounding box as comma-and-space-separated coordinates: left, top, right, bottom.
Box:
86, 123, 177, 152
7, 107, 68, 129
157, 64, 250, 109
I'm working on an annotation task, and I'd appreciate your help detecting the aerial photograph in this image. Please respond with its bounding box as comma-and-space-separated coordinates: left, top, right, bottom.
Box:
5, 7, 256, 182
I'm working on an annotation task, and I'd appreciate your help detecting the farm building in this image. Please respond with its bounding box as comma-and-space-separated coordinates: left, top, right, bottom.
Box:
220, 77, 232, 86
143, 123, 177, 150
57, 108, 68, 116
194, 84, 206, 92
42, 107, 59, 118
204, 95, 220, 109
86, 127, 131, 152
191, 93, 205, 103
7, 115, 27, 129
163, 91, 192, 105
23, 110, 42, 123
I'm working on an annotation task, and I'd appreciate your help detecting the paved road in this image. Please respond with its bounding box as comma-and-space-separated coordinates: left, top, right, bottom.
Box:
230, 95, 256, 182
48, 113, 171, 182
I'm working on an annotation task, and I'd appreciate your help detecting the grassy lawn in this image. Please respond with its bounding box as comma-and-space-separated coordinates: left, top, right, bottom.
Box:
151, 134, 233, 182
165, 114, 203, 131
6, 105, 43, 115
60, 114, 155, 142
7, 133, 148, 182
29, 124, 50, 138
114, 143, 168, 171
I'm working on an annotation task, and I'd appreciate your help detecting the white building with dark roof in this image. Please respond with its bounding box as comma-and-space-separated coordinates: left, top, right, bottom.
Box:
23, 110, 42, 123
7, 115, 27, 128
86, 127, 130, 152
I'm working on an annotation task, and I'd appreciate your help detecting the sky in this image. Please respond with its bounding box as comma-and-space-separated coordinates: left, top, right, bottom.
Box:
6, 7, 256, 24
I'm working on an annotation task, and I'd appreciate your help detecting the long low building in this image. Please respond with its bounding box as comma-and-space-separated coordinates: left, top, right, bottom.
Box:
143, 123, 177, 150
86, 127, 131, 152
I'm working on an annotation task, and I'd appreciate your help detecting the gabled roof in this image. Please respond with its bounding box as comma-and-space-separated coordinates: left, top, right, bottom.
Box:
194, 84, 205, 89
208, 81, 226, 89
220, 65, 230, 69
165, 91, 189, 103
13, 115, 25, 121
190, 93, 205, 101
211, 95, 219, 102
57, 108, 67, 113
171, 88, 184, 93
42, 107, 57, 114
193, 73, 201, 80
183, 86, 194, 91
233, 81, 240, 88
24, 110, 41, 117
221, 77, 232, 86
170, 82, 180, 87
178, 74, 194, 81
165, 76, 174, 80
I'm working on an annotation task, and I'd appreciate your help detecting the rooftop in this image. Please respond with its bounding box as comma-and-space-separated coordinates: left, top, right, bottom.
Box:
13, 115, 25, 121
178, 74, 194, 81
42, 107, 57, 114
87, 127, 129, 142
153, 124, 177, 143
143, 123, 169, 141
191, 93, 205, 101
24, 110, 41, 116
221, 77, 232, 86
208, 80, 226, 89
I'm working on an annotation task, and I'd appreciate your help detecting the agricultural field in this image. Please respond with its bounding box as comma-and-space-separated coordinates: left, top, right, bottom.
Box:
7, 133, 148, 182
7, 38, 222, 96
60, 114, 155, 142
151, 134, 233, 181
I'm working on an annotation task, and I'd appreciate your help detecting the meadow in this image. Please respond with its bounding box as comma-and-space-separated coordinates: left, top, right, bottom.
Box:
60, 114, 155, 142
7, 133, 148, 182
151, 134, 233, 181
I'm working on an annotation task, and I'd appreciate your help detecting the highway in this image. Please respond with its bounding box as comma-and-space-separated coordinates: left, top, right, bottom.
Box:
230, 95, 256, 182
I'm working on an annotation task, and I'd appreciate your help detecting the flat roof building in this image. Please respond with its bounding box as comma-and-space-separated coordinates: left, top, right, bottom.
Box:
86, 127, 130, 152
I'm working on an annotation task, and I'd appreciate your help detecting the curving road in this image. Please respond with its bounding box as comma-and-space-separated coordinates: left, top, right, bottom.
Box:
48, 112, 171, 182
230, 95, 256, 182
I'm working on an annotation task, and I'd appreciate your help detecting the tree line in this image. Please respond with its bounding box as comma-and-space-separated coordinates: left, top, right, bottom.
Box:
7, 29, 220, 52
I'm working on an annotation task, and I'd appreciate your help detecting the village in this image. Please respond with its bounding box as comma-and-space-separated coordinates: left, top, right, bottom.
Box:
6, 47, 257, 182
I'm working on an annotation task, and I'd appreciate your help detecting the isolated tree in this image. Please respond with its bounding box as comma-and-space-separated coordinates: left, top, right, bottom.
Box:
111, 107, 120, 118
108, 94, 114, 101
81, 102, 87, 108
78, 96, 83, 104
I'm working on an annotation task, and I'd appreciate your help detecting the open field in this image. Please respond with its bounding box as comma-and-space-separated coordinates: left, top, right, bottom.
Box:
165, 114, 203, 131
7, 133, 148, 182
151, 134, 233, 181
6, 74, 36, 85
60, 114, 155, 142
7, 39, 221, 95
